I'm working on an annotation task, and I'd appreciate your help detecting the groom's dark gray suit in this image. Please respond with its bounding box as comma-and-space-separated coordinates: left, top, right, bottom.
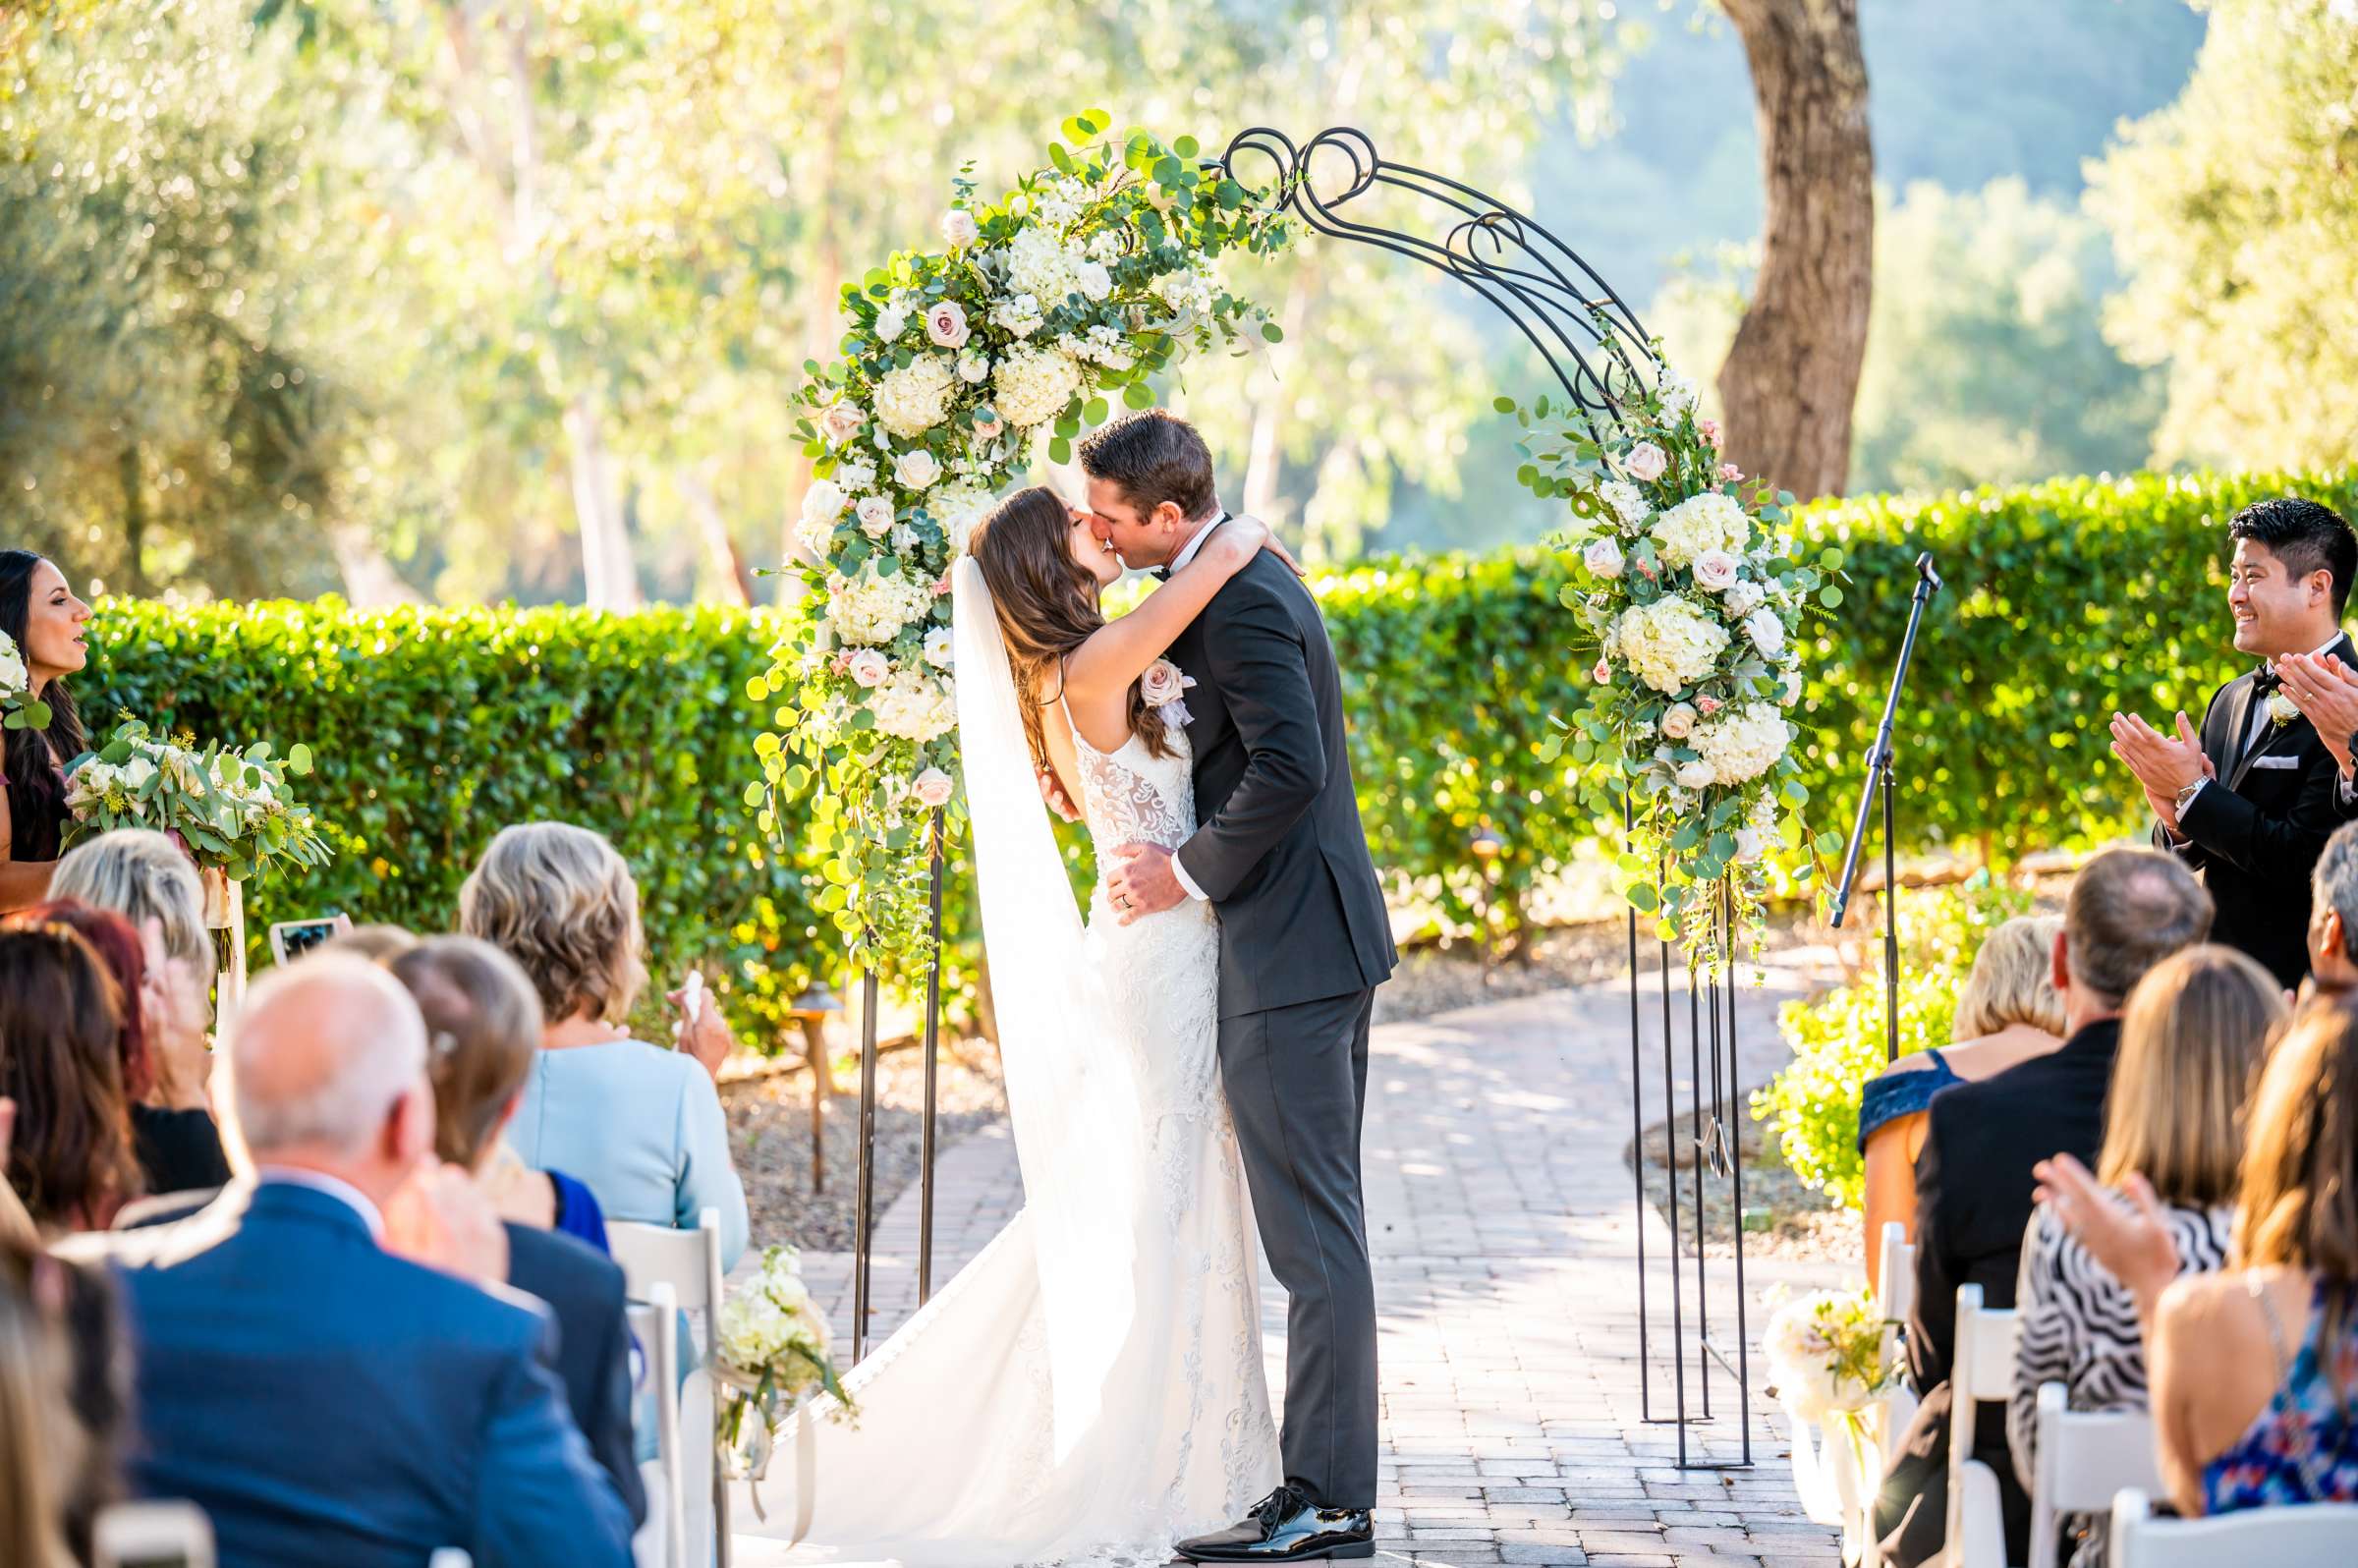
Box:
1164, 530, 1396, 1510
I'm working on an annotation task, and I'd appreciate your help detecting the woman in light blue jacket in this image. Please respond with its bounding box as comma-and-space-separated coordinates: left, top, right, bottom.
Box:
460, 821, 749, 1268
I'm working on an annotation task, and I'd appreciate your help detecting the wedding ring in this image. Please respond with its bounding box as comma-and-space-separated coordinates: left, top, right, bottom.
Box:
1115, 893, 1130, 910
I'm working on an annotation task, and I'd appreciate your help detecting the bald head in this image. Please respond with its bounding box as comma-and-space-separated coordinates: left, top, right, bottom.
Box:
225, 954, 434, 1182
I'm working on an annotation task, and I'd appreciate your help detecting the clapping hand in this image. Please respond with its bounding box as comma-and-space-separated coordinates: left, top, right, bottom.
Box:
2033, 1152, 2180, 1324
2274, 652, 2358, 776
2109, 709, 2212, 833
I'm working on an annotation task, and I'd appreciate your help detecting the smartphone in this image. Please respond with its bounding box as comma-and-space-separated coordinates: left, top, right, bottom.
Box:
91, 1500, 216, 1568
268, 913, 353, 965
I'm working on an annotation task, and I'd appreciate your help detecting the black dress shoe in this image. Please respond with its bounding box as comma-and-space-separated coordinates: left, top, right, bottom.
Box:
1175, 1484, 1376, 1562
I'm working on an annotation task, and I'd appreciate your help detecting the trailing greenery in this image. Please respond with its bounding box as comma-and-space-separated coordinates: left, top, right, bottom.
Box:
68, 463, 2358, 1048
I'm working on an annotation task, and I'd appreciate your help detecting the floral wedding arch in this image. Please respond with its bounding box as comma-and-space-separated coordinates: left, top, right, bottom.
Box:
752, 115, 1840, 975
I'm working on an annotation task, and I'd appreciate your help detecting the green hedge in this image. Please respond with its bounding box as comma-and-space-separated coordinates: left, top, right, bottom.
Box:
71, 464, 2358, 1045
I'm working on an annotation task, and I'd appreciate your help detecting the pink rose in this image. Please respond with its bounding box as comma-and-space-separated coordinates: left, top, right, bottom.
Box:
972, 407, 1005, 442
926, 301, 971, 350
1660, 702, 1697, 740
847, 649, 889, 688
1698, 419, 1721, 449
856, 496, 895, 538
1696, 695, 1722, 716
1624, 442, 1668, 482
912, 766, 955, 808
1719, 462, 1743, 483
1692, 550, 1739, 591
932, 574, 953, 596
1141, 657, 1194, 709
818, 401, 864, 445
1592, 658, 1611, 684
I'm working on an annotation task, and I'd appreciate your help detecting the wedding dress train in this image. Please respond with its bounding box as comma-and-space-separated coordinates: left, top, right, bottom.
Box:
743, 557, 1278, 1565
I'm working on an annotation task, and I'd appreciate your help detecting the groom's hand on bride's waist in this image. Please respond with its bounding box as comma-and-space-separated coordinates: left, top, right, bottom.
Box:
1106, 842, 1187, 924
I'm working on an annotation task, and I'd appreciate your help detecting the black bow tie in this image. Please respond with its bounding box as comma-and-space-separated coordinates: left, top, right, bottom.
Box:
2254, 665, 2283, 696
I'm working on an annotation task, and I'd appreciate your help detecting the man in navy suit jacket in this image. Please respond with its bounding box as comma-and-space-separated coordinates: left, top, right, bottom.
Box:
63, 956, 634, 1568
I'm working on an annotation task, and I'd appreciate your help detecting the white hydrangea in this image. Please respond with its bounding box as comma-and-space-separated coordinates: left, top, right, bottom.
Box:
1151, 265, 1217, 317
993, 345, 1083, 429
1722, 579, 1767, 617
1062, 324, 1136, 370
1599, 479, 1648, 531
928, 481, 996, 555
1656, 369, 1699, 419
870, 667, 956, 742
1693, 702, 1791, 786
1610, 596, 1730, 694
1007, 226, 1091, 306
871, 356, 957, 438
825, 564, 935, 645
1651, 490, 1751, 569
988, 293, 1046, 339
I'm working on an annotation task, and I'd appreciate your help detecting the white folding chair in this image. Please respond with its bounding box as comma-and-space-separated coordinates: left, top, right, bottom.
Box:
628, 1284, 686, 1568
90, 1500, 215, 1568
1855, 1219, 1921, 1568
1944, 1283, 2021, 1568
2027, 1382, 2164, 1568
2110, 1486, 2358, 1567
610, 1208, 730, 1568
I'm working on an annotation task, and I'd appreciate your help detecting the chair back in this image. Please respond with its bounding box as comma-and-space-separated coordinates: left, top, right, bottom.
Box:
1944, 1283, 2021, 1568
1861, 1219, 1921, 1568
91, 1501, 216, 1568
627, 1285, 686, 1568
1878, 1220, 1918, 1320
2111, 1487, 2358, 1567
607, 1208, 730, 1568
2027, 1382, 2165, 1568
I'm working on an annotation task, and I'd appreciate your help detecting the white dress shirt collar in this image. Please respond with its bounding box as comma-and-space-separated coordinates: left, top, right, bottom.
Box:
1163, 511, 1227, 576
253, 1165, 387, 1242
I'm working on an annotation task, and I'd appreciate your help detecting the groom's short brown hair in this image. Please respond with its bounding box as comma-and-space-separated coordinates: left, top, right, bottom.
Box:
1078, 410, 1216, 522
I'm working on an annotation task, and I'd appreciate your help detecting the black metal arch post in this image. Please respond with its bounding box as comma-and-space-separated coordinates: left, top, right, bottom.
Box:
1213, 126, 1754, 1469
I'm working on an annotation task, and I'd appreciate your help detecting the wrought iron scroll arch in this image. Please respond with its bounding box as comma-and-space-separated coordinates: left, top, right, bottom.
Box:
1215, 126, 1662, 441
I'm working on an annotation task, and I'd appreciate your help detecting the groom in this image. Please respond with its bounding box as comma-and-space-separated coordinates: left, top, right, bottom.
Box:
1078, 410, 1396, 1562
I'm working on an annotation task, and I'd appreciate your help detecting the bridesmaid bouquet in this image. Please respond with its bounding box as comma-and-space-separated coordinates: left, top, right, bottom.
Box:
66, 716, 333, 884
0, 631, 50, 731
714, 1245, 852, 1496
1765, 1286, 1892, 1422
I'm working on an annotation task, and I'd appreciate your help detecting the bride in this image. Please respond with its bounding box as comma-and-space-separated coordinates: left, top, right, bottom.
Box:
747, 485, 1290, 1564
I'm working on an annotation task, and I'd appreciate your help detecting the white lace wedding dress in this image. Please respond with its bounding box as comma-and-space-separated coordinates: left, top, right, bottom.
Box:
743, 558, 1278, 1566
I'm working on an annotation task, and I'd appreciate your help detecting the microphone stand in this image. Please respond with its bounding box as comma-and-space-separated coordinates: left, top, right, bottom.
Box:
1829, 552, 1942, 1062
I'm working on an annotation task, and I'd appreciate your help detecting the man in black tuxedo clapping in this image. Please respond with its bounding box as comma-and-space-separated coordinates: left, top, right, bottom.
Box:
2111, 495, 2358, 988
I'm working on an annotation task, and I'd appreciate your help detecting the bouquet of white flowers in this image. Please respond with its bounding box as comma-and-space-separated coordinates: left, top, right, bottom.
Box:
0, 630, 51, 732
66, 717, 332, 883
713, 1245, 851, 1495
1765, 1287, 1891, 1422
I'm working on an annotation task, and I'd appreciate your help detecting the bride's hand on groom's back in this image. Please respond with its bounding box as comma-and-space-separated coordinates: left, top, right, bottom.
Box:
1038, 763, 1081, 822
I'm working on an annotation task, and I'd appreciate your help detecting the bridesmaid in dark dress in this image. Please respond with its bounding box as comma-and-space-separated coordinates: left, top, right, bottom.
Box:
0, 549, 92, 913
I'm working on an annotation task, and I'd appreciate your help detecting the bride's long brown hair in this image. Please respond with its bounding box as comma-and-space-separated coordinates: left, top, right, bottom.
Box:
970, 485, 1176, 772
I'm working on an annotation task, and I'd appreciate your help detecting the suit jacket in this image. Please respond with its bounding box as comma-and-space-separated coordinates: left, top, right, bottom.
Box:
66, 1180, 634, 1568
2156, 633, 2357, 988
1167, 548, 1396, 1018
505, 1221, 646, 1527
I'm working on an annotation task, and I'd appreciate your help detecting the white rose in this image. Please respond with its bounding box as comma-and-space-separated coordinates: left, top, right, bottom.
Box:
956, 351, 990, 384
801, 478, 848, 526
1692, 550, 1740, 591
846, 648, 890, 688
1582, 537, 1625, 580
913, 766, 956, 808
1075, 260, 1113, 302
925, 301, 971, 350
875, 304, 910, 342
1660, 702, 1697, 740
1675, 760, 1716, 790
923, 626, 955, 669
940, 208, 980, 248
894, 448, 942, 490
1743, 605, 1786, 657
1624, 442, 1668, 482
856, 496, 896, 538
818, 400, 864, 445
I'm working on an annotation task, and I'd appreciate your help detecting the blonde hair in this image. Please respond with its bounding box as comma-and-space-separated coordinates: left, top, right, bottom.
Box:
458, 822, 646, 1026
49, 828, 208, 972
2102, 944, 2285, 1206
1952, 915, 2067, 1040
391, 936, 543, 1171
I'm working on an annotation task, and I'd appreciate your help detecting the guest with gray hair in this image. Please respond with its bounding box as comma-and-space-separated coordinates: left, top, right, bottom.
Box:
60, 955, 635, 1568
2304, 818, 2358, 997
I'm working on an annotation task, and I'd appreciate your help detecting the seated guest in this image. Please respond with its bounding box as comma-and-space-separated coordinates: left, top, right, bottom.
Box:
51, 829, 227, 1174
1860, 914, 2065, 1284
1875, 847, 2214, 1567
0, 921, 143, 1230
24, 901, 230, 1197
2007, 944, 2282, 1567
0, 549, 93, 913
2300, 819, 2358, 999
390, 934, 645, 1525
2115, 495, 2358, 989
56, 955, 635, 1568
460, 821, 749, 1266
2040, 998, 2358, 1517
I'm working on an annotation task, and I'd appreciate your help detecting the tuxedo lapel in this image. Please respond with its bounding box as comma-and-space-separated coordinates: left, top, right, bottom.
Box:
2227, 633, 2357, 789
2224, 672, 2261, 778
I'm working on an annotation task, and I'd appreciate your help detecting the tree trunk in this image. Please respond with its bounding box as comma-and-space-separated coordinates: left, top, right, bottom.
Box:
1716, 0, 1875, 501
563, 392, 640, 609
118, 443, 151, 597
1240, 279, 1312, 522
327, 524, 422, 607
677, 466, 755, 606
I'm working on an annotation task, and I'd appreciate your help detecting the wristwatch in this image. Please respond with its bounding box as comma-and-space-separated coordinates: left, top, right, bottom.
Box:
2173, 778, 2207, 817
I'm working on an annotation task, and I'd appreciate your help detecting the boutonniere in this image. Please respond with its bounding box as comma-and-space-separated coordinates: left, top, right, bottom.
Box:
2267, 689, 2302, 728
1140, 656, 1197, 732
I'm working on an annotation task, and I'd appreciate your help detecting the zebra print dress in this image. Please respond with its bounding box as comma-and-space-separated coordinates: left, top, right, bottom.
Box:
2006, 1199, 2235, 1568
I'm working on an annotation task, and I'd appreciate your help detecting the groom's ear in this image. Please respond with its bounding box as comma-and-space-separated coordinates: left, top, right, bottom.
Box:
1152, 499, 1188, 536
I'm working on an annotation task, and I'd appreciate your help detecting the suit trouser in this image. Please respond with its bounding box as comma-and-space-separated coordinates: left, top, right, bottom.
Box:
1216, 986, 1379, 1509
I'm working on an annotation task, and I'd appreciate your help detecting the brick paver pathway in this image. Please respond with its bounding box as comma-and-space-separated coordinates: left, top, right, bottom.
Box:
744, 956, 1847, 1566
